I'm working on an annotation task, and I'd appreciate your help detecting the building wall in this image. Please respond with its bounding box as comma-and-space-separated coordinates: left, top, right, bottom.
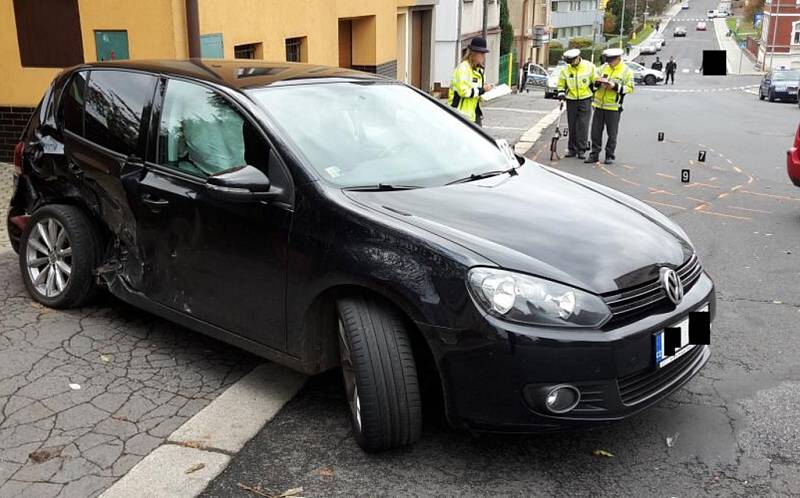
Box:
433, 0, 460, 87
0, 0, 186, 108
0, 0, 431, 161
758, 0, 800, 69
508, 0, 551, 66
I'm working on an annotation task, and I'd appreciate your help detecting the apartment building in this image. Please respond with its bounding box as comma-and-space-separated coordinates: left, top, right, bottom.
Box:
550, 0, 602, 45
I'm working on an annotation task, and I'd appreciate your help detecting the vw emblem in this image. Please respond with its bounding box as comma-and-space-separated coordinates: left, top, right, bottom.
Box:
660, 267, 684, 305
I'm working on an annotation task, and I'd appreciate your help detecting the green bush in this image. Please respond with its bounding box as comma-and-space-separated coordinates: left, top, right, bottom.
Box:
568, 37, 594, 49
550, 40, 563, 49
549, 47, 565, 66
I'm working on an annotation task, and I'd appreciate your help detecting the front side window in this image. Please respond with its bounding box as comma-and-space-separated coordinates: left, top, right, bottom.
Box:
61, 71, 88, 135
84, 70, 156, 156
157, 79, 267, 178
249, 82, 509, 188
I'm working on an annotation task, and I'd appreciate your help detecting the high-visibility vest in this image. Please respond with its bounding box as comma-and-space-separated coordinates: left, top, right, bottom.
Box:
557, 60, 597, 100
592, 62, 634, 111
447, 60, 484, 123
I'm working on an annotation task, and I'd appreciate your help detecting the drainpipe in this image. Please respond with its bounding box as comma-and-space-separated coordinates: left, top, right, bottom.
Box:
483, 0, 489, 39
186, 0, 201, 58
768, 0, 781, 71
521, 0, 530, 71
456, 0, 464, 62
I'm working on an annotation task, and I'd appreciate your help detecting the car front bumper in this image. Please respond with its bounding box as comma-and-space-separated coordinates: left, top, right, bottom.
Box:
420, 272, 715, 432
771, 88, 798, 99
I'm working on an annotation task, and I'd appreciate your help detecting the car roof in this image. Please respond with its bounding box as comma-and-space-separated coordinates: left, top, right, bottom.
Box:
67, 59, 386, 91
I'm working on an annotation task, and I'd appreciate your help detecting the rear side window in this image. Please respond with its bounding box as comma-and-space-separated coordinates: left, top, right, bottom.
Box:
84, 70, 156, 156
61, 72, 87, 135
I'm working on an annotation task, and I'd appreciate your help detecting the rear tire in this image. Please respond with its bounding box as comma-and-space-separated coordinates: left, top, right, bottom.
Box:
336, 297, 422, 452
18, 204, 100, 309
645, 74, 656, 86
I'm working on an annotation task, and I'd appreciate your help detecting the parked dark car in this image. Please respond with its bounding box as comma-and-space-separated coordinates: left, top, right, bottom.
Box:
759, 69, 800, 102
787, 123, 800, 187
7, 60, 715, 451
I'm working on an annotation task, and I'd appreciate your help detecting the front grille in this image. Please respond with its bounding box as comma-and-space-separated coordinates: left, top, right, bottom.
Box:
602, 255, 702, 328
572, 384, 608, 414
617, 345, 704, 405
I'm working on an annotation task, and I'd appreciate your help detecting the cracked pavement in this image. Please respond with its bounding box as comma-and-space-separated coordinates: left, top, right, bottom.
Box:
0, 249, 260, 497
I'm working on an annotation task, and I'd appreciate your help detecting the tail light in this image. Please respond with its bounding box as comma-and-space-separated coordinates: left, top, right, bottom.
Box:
13, 141, 24, 176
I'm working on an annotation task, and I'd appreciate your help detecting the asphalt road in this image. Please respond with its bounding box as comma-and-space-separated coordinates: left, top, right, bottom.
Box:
204, 10, 800, 498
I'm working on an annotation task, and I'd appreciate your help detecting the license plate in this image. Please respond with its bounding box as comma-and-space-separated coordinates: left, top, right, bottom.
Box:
654, 305, 709, 368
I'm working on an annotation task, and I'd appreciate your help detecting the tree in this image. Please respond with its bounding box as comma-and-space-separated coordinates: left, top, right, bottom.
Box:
499, 0, 514, 55
745, 0, 764, 23
606, 0, 634, 35
603, 12, 617, 34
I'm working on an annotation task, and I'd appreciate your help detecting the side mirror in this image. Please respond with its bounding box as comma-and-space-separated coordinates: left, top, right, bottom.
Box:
205, 165, 282, 203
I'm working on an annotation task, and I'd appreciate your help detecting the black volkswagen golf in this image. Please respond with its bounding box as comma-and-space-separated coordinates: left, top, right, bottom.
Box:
7, 60, 714, 451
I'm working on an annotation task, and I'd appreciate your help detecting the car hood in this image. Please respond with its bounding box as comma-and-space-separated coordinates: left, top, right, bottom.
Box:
344, 162, 693, 294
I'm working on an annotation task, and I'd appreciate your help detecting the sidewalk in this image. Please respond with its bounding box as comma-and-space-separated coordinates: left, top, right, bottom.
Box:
712, 17, 763, 75
1, 164, 12, 249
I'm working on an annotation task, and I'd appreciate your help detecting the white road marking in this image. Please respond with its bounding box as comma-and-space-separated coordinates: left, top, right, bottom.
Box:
485, 125, 532, 131
484, 107, 549, 114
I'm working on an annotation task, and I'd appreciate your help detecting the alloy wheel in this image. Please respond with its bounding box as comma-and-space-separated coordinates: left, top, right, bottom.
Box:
26, 218, 72, 298
338, 318, 362, 431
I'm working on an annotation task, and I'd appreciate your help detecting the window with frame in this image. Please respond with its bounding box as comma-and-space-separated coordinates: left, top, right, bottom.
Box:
285, 37, 306, 62
156, 79, 269, 178
61, 71, 88, 135
84, 70, 157, 156
234, 42, 262, 59
793, 21, 800, 44
551, 1, 558, 11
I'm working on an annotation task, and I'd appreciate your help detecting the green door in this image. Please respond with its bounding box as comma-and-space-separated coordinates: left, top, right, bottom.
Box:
95, 31, 129, 61
201, 33, 224, 58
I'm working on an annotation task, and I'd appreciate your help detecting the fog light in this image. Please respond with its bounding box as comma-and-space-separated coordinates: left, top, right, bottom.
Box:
544, 385, 580, 414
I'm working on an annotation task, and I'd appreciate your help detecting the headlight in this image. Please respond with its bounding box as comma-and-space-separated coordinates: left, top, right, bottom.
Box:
467, 268, 611, 328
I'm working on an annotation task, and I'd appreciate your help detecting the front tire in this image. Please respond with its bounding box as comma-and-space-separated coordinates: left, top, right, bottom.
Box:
19, 204, 100, 309
769, 90, 775, 102
759, 89, 765, 100
336, 297, 422, 451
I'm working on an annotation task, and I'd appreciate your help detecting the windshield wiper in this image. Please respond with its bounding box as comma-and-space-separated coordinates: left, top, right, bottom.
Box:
445, 167, 518, 185
343, 183, 423, 192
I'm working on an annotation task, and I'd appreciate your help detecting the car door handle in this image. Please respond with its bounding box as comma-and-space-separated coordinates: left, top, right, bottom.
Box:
142, 195, 169, 211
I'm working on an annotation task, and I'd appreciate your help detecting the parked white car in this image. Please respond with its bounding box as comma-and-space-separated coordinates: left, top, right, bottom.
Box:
545, 67, 561, 99
706, 10, 724, 18
625, 61, 665, 85
639, 42, 659, 55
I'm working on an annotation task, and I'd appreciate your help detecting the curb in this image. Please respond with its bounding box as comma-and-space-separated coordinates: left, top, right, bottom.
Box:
514, 105, 563, 155
100, 363, 307, 498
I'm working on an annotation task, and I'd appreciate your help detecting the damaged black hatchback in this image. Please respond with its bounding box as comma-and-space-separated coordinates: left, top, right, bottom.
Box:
8, 60, 715, 451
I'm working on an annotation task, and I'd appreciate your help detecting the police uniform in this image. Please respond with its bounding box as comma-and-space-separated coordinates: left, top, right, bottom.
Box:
448, 37, 490, 125
557, 49, 597, 158
586, 48, 634, 165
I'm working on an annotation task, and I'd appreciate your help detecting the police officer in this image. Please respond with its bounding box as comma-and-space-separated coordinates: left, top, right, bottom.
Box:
585, 48, 634, 165
448, 37, 493, 126
557, 48, 597, 158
